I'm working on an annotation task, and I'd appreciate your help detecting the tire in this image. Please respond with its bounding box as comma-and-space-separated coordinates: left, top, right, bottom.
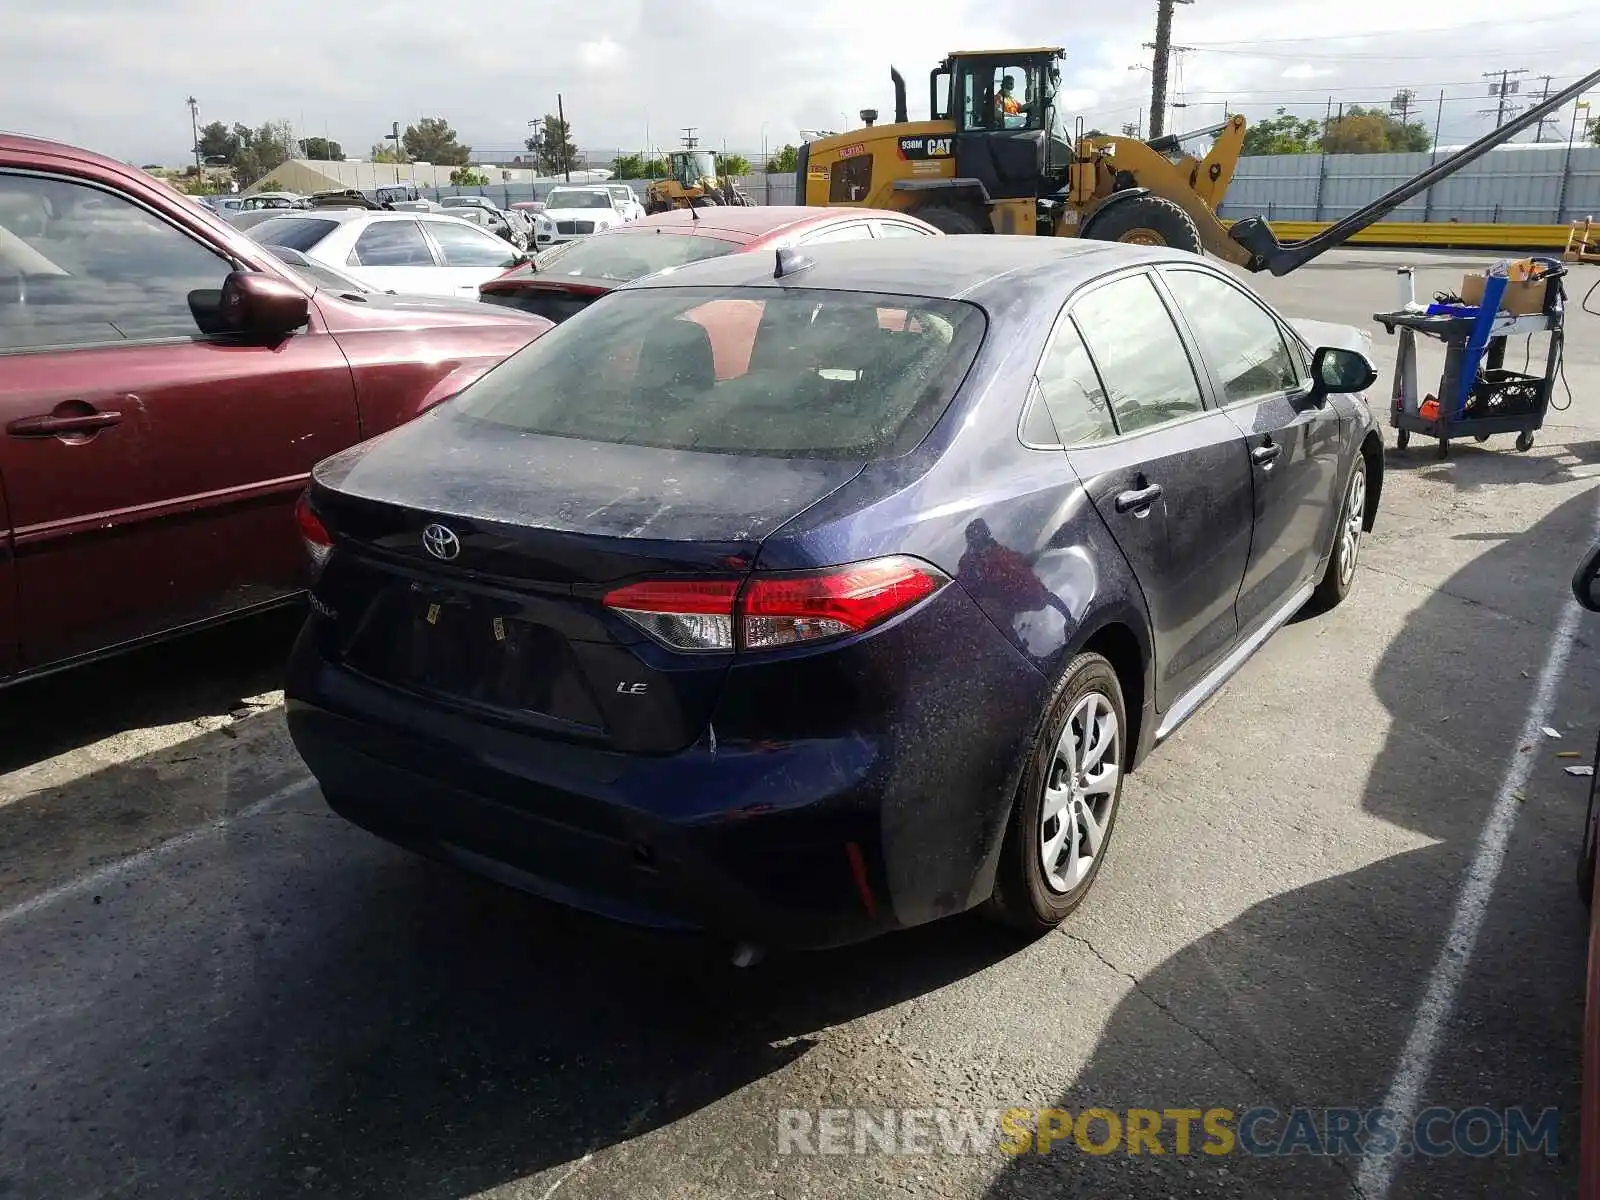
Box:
913, 204, 985, 235
1082, 195, 1202, 255
1517, 430, 1536, 452
1312, 451, 1368, 611
988, 653, 1128, 932
1395, 430, 1410, 450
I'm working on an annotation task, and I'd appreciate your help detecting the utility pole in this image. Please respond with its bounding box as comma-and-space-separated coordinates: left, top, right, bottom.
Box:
1532, 75, 1560, 142
557, 93, 569, 181
187, 96, 201, 172
1481, 68, 1528, 129
1145, 0, 1194, 140
681, 127, 699, 150
1390, 88, 1416, 130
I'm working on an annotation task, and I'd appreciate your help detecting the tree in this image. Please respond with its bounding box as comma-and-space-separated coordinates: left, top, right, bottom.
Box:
716, 153, 751, 177
610, 153, 647, 179
402, 117, 470, 165
1319, 105, 1432, 154
1241, 109, 1322, 155
765, 144, 799, 173
449, 166, 489, 187
298, 136, 344, 161
526, 114, 578, 175
370, 143, 406, 164
1084, 128, 1110, 139
1589, 116, 1600, 147
196, 121, 238, 165
230, 120, 296, 186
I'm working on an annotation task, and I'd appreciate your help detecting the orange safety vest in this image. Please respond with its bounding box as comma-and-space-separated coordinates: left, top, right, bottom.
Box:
1000, 95, 1021, 115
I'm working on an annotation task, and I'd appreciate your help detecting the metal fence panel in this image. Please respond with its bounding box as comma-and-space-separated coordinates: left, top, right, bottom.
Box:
1217, 145, 1600, 225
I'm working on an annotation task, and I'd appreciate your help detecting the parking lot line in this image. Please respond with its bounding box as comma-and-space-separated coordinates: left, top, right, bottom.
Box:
0, 775, 315, 929
1357, 493, 1597, 1198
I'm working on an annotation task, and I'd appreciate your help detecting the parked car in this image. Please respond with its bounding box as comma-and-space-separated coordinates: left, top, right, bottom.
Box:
481, 205, 940, 323
605, 184, 646, 222
531, 186, 630, 248
1570, 546, 1600, 1200
0, 133, 554, 683
510, 199, 545, 217
228, 207, 300, 233
438, 198, 527, 249
240, 191, 307, 211
285, 237, 1383, 951
248, 210, 528, 299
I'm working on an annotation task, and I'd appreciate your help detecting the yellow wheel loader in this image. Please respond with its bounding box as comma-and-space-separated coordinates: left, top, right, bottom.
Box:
645, 150, 755, 214
800, 49, 1600, 275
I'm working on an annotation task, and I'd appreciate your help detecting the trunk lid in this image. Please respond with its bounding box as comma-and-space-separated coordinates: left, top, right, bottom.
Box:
310, 410, 864, 754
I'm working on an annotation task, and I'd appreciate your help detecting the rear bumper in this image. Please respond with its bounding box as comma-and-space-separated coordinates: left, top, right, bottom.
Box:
284, 584, 1045, 948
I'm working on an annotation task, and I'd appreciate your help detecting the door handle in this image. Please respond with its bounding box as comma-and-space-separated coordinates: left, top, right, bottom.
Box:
1114, 483, 1164, 513
7, 410, 123, 438
1252, 440, 1282, 466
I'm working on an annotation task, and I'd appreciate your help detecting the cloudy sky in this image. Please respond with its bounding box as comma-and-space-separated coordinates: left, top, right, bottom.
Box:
4, 0, 1597, 165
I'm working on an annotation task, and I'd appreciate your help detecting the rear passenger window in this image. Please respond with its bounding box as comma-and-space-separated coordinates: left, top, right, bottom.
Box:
875, 221, 932, 238
828, 154, 873, 203
1035, 317, 1117, 445
803, 222, 873, 245
1162, 269, 1300, 404
1071, 274, 1204, 435
350, 221, 434, 267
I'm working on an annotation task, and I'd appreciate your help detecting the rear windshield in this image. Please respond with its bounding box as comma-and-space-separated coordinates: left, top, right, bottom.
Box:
531, 232, 738, 283
251, 217, 339, 251
545, 190, 613, 210
447, 286, 986, 460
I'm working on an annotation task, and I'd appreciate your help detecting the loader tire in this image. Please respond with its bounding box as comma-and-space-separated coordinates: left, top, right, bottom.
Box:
1082, 195, 1202, 255
912, 204, 986, 235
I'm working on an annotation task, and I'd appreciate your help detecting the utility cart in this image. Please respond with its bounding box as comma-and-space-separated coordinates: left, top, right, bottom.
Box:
1376, 260, 1568, 459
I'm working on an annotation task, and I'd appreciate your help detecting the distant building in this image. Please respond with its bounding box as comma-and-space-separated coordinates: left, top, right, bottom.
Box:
248, 159, 612, 194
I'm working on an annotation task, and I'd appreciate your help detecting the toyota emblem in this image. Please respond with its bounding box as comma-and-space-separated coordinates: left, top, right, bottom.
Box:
421, 523, 461, 561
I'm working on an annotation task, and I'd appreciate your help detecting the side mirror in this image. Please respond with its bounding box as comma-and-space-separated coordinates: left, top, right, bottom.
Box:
221, 270, 309, 339
1574, 543, 1600, 613
1310, 345, 1378, 399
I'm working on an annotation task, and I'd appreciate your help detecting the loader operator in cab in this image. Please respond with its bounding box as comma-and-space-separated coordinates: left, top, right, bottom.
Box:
997, 75, 1023, 120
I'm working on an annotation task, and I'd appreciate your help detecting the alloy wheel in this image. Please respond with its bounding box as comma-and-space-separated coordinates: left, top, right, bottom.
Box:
1039, 691, 1122, 894
1339, 465, 1366, 589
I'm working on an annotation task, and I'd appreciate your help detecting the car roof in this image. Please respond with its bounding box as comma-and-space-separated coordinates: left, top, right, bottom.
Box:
617, 235, 1183, 304
607, 205, 930, 246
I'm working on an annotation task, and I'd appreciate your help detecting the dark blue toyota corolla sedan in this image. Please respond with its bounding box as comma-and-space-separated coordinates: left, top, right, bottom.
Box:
285, 236, 1382, 951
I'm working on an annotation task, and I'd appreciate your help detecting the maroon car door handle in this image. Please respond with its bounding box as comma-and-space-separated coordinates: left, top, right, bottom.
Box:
7, 409, 124, 438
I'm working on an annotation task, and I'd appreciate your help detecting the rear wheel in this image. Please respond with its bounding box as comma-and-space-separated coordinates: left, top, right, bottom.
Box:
989, 653, 1127, 932
1082, 195, 1202, 255
913, 204, 985, 235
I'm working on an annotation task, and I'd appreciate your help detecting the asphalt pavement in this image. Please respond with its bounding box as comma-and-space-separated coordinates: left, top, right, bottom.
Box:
2, 249, 1599, 1199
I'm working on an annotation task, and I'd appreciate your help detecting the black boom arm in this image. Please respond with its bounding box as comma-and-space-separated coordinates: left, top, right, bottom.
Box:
1231, 65, 1600, 275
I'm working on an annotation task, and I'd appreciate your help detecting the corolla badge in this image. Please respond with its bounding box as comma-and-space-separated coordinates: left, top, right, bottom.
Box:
421, 523, 461, 561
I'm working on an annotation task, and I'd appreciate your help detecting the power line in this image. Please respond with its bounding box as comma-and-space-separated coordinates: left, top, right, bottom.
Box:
1185, 10, 1588, 47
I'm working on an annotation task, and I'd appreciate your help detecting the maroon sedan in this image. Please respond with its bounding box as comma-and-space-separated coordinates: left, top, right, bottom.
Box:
479, 205, 941, 323
0, 135, 552, 682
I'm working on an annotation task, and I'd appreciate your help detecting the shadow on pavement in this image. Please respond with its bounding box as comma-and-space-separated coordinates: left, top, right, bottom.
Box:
0, 604, 304, 775
0, 706, 1024, 1199
1382, 438, 1600, 492
981, 490, 1599, 1199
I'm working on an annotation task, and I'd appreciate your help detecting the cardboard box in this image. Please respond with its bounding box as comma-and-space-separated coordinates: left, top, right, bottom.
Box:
1459, 272, 1546, 316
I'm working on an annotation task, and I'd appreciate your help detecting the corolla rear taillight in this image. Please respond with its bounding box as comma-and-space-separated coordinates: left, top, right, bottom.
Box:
603, 557, 947, 652
294, 491, 333, 573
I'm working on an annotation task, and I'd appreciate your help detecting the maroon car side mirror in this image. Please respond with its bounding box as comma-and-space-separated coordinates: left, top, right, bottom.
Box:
221, 270, 310, 339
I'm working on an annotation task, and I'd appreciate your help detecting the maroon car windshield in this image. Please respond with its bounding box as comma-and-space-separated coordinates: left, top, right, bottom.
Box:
447, 286, 987, 460
530, 231, 740, 283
